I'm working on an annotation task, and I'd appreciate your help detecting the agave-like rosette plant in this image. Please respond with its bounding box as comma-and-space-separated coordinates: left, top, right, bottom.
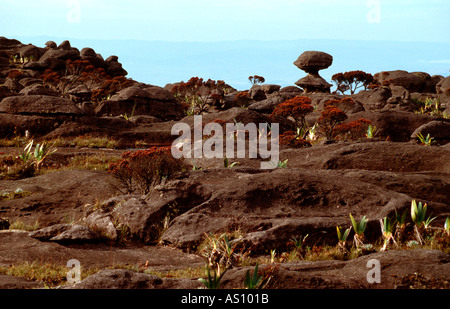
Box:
410, 200, 436, 245
445, 216, 450, 236
380, 216, 398, 251
349, 213, 368, 248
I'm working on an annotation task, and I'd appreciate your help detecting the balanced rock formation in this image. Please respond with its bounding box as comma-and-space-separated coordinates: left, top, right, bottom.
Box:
294, 51, 333, 93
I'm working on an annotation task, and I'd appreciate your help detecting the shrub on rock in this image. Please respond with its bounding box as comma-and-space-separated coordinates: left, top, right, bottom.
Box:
270, 96, 314, 135
108, 147, 186, 195
318, 106, 348, 140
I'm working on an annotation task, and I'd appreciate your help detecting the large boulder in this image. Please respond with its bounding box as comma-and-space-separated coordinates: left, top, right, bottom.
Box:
29, 224, 104, 244
0, 36, 22, 49
18, 44, 43, 60
352, 87, 392, 111
80, 47, 105, 68
410, 120, 450, 144
94, 85, 185, 120
436, 76, 450, 96
26, 42, 80, 71
345, 110, 437, 142
0, 95, 82, 115
373, 70, 438, 93
19, 83, 60, 96
0, 113, 63, 138
293, 51, 333, 73
105, 55, 127, 77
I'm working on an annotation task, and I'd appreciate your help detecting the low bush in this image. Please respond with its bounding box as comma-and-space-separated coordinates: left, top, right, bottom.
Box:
108, 147, 186, 194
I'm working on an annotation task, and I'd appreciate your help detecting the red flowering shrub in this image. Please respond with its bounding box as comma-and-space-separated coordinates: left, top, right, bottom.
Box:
279, 131, 311, 148
234, 91, 250, 107
271, 96, 314, 136
171, 77, 225, 115
108, 147, 186, 194
91, 75, 133, 102
40, 59, 132, 101
332, 71, 374, 94
8, 70, 24, 81
333, 118, 372, 140
318, 106, 348, 140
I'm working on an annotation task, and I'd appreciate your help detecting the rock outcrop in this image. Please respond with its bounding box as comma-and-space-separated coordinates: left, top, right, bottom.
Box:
293, 51, 333, 93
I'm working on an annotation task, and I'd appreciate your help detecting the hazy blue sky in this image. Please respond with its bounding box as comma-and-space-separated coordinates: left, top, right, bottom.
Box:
1, 1, 449, 89
1, 0, 449, 43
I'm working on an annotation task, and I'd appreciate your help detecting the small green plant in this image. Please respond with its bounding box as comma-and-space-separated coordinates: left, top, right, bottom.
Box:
290, 234, 309, 251
445, 216, 450, 236
416, 132, 435, 146
411, 199, 436, 245
270, 249, 277, 264
191, 160, 203, 171
33, 142, 57, 172
394, 208, 408, 243
380, 216, 398, 251
18, 140, 34, 164
244, 264, 266, 289
336, 226, 351, 254
120, 101, 137, 121
198, 265, 226, 289
0, 188, 33, 201
349, 213, 368, 248
413, 98, 447, 118
224, 156, 239, 168
276, 159, 288, 168
336, 226, 351, 243
365, 124, 378, 139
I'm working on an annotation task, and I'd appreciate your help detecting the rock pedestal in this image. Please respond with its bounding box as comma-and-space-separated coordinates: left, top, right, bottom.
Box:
294, 51, 333, 93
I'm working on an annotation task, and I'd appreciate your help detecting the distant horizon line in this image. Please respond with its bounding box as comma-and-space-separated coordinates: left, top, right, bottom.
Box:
6, 34, 450, 46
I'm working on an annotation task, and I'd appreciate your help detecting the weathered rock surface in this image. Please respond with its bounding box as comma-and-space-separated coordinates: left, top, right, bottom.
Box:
0, 95, 82, 115
221, 249, 450, 289
64, 269, 203, 289
373, 70, 438, 93
0, 38, 449, 290
410, 120, 450, 144
95, 85, 184, 120
294, 51, 333, 93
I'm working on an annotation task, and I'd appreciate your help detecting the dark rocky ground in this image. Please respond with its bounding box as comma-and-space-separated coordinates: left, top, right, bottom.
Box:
0, 37, 449, 290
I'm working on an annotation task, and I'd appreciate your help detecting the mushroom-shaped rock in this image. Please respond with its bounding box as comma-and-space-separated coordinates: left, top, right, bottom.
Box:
294, 51, 333, 74
294, 51, 333, 93
295, 74, 332, 94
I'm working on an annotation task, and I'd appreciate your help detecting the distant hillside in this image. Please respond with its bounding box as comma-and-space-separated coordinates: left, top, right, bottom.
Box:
13, 36, 450, 91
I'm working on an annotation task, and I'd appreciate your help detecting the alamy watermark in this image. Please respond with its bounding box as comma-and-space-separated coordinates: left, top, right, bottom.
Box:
67, 0, 81, 24
171, 115, 280, 169
366, 0, 381, 24
367, 258, 381, 284
66, 259, 81, 284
